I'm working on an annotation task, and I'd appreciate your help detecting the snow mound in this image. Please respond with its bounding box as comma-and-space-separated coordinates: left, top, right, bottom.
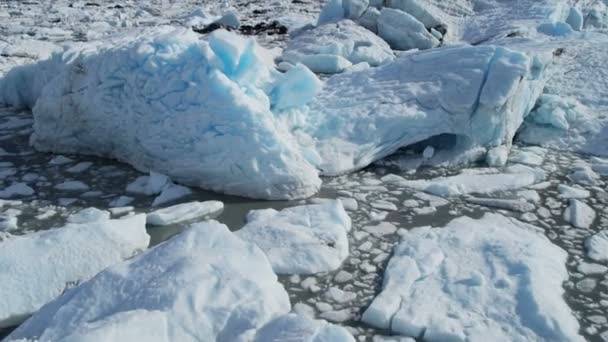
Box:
0, 214, 149, 329
6, 221, 290, 341
281, 20, 394, 73
0, 27, 323, 200
362, 213, 583, 341
236, 200, 351, 274
306, 45, 547, 175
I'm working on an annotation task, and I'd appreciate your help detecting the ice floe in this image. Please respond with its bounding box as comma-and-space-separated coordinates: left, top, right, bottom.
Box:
6, 221, 289, 341
563, 199, 596, 229
586, 230, 608, 262
0, 214, 149, 329
362, 213, 583, 341
146, 200, 224, 226
237, 200, 351, 274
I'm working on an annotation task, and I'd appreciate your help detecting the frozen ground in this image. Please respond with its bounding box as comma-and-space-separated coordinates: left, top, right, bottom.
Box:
0, 0, 607, 341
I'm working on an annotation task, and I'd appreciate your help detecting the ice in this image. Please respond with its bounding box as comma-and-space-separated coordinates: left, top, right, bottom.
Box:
146, 201, 224, 226
0, 214, 149, 329
398, 167, 544, 197
586, 230, 608, 262
108, 196, 134, 208
6, 221, 289, 342
0, 183, 35, 198
1, 28, 322, 200
386, 0, 445, 30
236, 200, 351, 274
126, 172, 170, 196
281, 20, 393, 73
306, 44, 547, 176
318, 0, 346, 25
377, 8, 439, 50
558, 184, 590, 199
54, 181, 89, 192
537, 22, 574, 36
67, 207, 111, 223
563, 199, 596, 229
253, 314, 355, 342
362, 213, 582, 341
363, 222, 397, 236
151, 183, 192, 207
566, 7, 584, 31
465, 196, 535, 212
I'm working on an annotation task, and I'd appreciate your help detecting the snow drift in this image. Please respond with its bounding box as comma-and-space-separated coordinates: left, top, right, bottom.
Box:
0, 27, 547, 200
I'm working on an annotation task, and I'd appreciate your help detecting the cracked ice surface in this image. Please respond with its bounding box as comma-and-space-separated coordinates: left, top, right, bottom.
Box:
6, 221, 291, 342
362, 213, 583, 341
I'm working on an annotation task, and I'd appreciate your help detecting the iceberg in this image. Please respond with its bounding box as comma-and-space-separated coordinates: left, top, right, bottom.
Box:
306, 45, 547, 175
236, 200, 351, 274
362, 213, 583, 341
6, 221, 290, 342
0, 28, 546, 200
0, 214, 149, 329
0, 27, 323, 200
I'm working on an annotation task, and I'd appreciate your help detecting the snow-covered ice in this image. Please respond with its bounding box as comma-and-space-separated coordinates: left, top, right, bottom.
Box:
237, 200, 351, 274
6, 221, 289, 341
281, 20, 393, 73
253, 314, 355, 342
563, 199, 596, 229
0, 28, 323, 200
66, 207, 111, 223
146, 200, 224, 226
362, 213, 582, 341
586, 230, 608, 262
0, 214, 149, 329
397, 166, 545, 197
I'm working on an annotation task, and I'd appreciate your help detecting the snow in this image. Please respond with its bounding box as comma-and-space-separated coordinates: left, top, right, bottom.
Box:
563, 199, 596, 229
6, 221, 290, 342
1, 27, 323, 200
0, 214, 149, 329
236, 200, 351, 274
146, 201, 224, 226
377, 8, 439, 50
586, 230, 608, 262
362, 213, 583, 341
281, 20, 393, 73
398, 167, 545, 197
253, 314, 355, 342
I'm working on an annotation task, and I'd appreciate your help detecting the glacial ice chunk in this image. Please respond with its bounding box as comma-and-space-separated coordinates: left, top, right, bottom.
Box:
6, 221, 289, 341
0, 214, 149, 329
236, 200, 351, 274
146, 200, 224, 226
586, 230, 608, 262
362, 213, 583, 341
0, 27, 322, 200
377, 8, 440, 50
281, 20, 394, 73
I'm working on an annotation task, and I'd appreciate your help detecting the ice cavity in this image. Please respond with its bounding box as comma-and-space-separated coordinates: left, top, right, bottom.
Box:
236, 200, 352, 274
6, 221, 290, 342
362, 213, 583, 341
0, 214, 149, 329
281, 20, 394, 74
305, 45, 547, 175
0, 27, 323, 200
